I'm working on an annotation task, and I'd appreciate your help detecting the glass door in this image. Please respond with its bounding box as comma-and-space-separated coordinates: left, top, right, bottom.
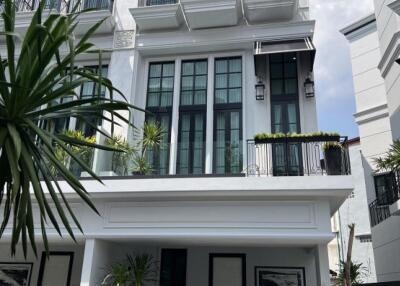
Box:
271, 101, 303, 176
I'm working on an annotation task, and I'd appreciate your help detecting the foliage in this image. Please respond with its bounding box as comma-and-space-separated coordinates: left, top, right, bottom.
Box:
101, 254, 157, 286
254, 131, 340, 141
105, 135, 135, 175
131, 122, 164, 175
336, 261, 366, 286
375, 140, 400, 172
101, 262, 131, 286
0, 0, 140, 255
51, 130, 96, 176
127, 253, 157, 286
322, 142, 343, 152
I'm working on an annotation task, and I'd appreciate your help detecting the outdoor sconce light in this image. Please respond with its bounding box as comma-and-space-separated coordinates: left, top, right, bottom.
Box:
255, 80, 266, 101
304, 77, 315, 98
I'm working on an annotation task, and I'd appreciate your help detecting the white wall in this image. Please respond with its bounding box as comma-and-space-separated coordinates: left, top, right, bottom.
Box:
337, 142, 376, 283
0, 243, 84, 286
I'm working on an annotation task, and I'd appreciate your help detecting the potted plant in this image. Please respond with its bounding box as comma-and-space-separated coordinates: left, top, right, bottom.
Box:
127, 253, 157, 286
323, 142, 343, 175
105, 135, 136, 176
132, 122, 163, 176
254, 132, 340, 144
101, 262, 130, 286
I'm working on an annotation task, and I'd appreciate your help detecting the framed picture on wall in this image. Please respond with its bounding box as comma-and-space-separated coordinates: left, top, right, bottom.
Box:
209, 253, 246, 286
37, 252, 74, 286
255, 266, 306, 286
0, 262, 33, 286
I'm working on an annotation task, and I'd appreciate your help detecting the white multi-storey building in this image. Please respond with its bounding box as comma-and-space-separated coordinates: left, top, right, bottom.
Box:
0, 1, 354, 285
341, 3, 400, 283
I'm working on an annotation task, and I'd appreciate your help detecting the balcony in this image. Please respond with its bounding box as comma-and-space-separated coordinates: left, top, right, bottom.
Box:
243, 0, 298, 24
246, 136, 351, 177
180, 0, 241, 30
0, 0, 114, 35
130, 0, 184, 32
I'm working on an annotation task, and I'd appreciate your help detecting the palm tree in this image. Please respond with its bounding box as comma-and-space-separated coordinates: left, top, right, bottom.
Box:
375, 140, 400, 171
0, 0, 140, 256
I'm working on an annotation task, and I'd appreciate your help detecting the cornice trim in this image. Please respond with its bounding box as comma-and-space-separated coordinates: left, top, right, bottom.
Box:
378, 31, 400, 77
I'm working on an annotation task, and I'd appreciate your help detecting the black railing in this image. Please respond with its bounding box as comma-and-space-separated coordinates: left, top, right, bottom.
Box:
138, 0, 177, 7
369, 198, 391, 227
0, 0, 113, 13
246, 136, 351, 177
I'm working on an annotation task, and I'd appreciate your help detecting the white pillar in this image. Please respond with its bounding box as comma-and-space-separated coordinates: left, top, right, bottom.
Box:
205, 55, 215, 174
315, 244, 331, 286
80, 239, 96, 286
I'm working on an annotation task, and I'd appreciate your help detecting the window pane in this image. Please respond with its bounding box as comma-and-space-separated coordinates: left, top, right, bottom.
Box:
161, 92, 173, 107
147, 93, 159, 107
270, 53, 283, 63
149, 64, 161, 77
162, 77, 174, 91
215, 60, 228, 73
181, 91, 192, 105
195, 75, 207, 89
215, 90, 227, 104
284, 62, 297, 78
229, 73, 241, 88
196, 61, 207, 74
215, 74, 227, 88
229, 58, 241, 73
285, 79, 298, 94
270, 63, 283, 79
182, 62, 194, 75
163, 63, 175, 77
271, 80, 283, 95
181, 76, 193, 91
229, 89, 241, 103
148, 78, 160, 92
194, 90, 206, 105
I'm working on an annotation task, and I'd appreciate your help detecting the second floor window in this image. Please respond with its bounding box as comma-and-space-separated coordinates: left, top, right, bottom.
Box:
213, 57, 242, 174
177, 60, 207, 175
76, 65, 108, 137
145, 62, 175, 175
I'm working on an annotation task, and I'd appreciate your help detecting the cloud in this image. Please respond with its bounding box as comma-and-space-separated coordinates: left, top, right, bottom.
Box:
310, 0, 374, 137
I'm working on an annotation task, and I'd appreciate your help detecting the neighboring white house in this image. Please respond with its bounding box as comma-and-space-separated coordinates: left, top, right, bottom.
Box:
341, 8, 400, 283
0, 1, 354, 286
329, 138, 377, 283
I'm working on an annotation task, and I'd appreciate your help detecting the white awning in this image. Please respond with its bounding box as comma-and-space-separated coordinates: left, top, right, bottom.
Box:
255, 37, 316, 70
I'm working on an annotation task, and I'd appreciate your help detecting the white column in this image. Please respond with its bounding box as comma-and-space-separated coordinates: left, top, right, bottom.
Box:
80, 239, 96, 286
315, 244, 331, 286
205, 56, 215, 174
169, 58, 182, 175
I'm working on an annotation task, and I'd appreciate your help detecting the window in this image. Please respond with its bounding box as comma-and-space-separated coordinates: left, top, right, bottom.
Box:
374, 173, 397, 205
160, 249, 187, 286
213, 57, 242, 174
177, 60, 207, 175
76, 65, 109, 137
145, 62, 175, 175
269, 53, 302, 176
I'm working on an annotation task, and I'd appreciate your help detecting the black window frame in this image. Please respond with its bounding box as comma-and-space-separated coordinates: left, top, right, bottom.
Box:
177, 59, 208, 175
213, 56, 243, 175
145, 61, 175, 175
374, 172, 398, 205
76, 65, 109, 137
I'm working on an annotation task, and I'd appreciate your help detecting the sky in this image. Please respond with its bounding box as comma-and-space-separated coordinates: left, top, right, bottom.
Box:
310, 0, 375, 138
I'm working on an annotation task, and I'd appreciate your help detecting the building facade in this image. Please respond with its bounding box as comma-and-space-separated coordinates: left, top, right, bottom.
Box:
0, 1, 354, 286
341, 4, 400, 283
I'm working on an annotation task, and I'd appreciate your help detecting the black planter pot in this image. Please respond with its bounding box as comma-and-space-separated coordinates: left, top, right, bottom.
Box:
324, 148, 343, 175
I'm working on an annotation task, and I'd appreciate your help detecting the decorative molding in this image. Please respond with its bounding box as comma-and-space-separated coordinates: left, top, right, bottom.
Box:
378, 31, 400, 78
340, 13, 376, 40
114, 30, 135, 49
354, 103, 390, 125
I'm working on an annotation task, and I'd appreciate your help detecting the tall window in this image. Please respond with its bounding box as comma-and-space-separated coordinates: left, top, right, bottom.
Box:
76, 65, 108, 137
374, 173, 397, 205
270, 53, 302, 176
177, 60, 207, 175
213, 57, 242, 174
145, 62, 175, 175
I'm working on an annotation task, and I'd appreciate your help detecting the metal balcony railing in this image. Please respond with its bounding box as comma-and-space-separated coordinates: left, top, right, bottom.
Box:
246, 136, 351, 177
0, 0, 113, 13
369, 198, 391, 227
138, 0, 177, 7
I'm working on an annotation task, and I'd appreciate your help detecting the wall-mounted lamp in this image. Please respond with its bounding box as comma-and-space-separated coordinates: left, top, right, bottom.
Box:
304, 77, 315, 98
255, 80, 265, 101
